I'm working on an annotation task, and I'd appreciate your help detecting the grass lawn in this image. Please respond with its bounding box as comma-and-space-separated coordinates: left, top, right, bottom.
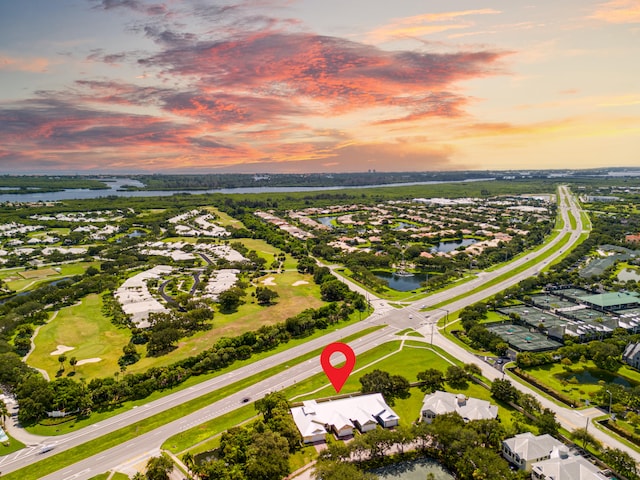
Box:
522, 361, 640, 407
0, 432, 26, 456
204, 206, 245, 229
129, 270, 324, 373
28, 293, 131, 381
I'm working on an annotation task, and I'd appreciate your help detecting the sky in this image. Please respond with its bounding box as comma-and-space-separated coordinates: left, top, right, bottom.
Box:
0, 0, 639, 174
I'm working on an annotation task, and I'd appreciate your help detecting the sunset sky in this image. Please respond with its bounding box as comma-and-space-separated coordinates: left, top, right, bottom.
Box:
1, 0, 639, 174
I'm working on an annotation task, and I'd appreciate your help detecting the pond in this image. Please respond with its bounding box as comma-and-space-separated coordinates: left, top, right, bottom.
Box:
430, 238, 477, 253
315, 216, 338, 227
557, 368, 637, 389
371, 457, 454, 480
373, 271, 428, 292
618, 268, 640, 282
393, 222, 415, 230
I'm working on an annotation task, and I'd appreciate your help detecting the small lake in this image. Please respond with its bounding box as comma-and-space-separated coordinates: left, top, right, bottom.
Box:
371, 457, 454, 480
618, 268, 640, 282
393, 222, 415, 230
373, 271, 428, 292
316, 216, 338, 227
557, 368, 637, 388
430, 238, 477, 253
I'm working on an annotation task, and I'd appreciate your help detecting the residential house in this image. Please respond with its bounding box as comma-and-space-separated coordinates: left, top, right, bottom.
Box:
531, 447, 609, 480
290, 393, 399, 444
420, 391, 498, 424
502, 432, 565, 471
623, 342, 640, 369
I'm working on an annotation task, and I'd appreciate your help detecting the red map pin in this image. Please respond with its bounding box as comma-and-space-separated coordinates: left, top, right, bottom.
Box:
321, 342, 356, 393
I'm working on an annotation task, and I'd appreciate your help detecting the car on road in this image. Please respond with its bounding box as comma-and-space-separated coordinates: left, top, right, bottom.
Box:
39, 445, 55, 454
241, 397, 250, 403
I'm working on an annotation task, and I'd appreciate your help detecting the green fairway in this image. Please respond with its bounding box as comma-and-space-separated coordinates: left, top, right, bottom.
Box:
128, 269, 324, 373
1, 261, 99, 292
27, 293, 131, 381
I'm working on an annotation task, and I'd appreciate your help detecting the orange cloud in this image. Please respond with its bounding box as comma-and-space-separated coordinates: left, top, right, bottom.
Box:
367, 9, 501, 43
0, 53, 51, 73
590, 0, 640, 23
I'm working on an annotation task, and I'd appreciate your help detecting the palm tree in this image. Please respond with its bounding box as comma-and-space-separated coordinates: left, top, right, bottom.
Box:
58, 354, 67, 373
0, 399, 9, 428
69, 357, 77, 373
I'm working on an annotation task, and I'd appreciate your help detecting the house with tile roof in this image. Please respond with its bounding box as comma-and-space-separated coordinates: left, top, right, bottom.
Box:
420, 390, 498, 424
290, 393, 399, 444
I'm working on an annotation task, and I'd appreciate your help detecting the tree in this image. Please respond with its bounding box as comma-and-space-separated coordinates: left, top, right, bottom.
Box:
255, 391, 290, 422
536, 408, 560, 436
145, 453, 173, 480
359, 369, 410, 405
313, 461, 377, 480
0, 398, 8, 427
446, 365, 468, 389
255, 286, 279, 306
218, 287, 245, 312
58, 354, 67, 373
16, 374, 53, 424
146, 328, 181, 356
463, 362, 482, 377
491, 379, 518, 404
571, 427, 602, 451
320, 279, 349, 302
69, 357, 77, 373
602, 448, 639, 480
244, 430, 290, 480
417, 368, 445, 393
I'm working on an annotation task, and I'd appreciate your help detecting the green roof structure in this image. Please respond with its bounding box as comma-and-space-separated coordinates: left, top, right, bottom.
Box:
577, 292, 639, 310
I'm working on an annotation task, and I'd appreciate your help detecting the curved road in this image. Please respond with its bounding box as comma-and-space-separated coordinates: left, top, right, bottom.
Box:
2, 187, 636, 479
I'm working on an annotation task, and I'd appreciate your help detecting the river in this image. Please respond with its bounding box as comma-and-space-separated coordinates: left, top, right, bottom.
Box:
0, 177, 495, 203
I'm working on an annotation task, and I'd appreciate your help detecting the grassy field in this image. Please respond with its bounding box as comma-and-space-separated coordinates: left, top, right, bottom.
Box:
27, 293, 131, 380
204, 206, 245, 229
0, 261, 99, 292
521, 361, 640, 407
129, 269, 323, 373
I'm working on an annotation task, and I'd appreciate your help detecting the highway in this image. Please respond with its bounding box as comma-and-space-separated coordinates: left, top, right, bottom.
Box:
3, 186, 636, 479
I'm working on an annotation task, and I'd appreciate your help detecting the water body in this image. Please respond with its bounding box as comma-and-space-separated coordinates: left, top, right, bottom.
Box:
557, 368, 636, 388
371, 457, 454, 480
430, 238, 477, 253
618, 268, 640, 282
0, 177, 495, 203
316, 216, 338, 227
373, 271, 428, 292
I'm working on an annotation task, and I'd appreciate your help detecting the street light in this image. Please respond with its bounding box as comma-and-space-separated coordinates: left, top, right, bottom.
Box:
606, 389, 612, 418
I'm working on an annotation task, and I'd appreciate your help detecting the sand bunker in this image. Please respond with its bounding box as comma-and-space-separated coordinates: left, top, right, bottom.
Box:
261, 276, 276, 286
50, 345, 75, 356
292, 280, 309, 286
76, 358, 102, 366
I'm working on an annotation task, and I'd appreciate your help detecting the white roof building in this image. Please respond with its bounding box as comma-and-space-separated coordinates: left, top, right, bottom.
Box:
290, 393, 399, 444
532, 447, 609, 480
420, 390, 498, 423
502, 432, 565, 471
